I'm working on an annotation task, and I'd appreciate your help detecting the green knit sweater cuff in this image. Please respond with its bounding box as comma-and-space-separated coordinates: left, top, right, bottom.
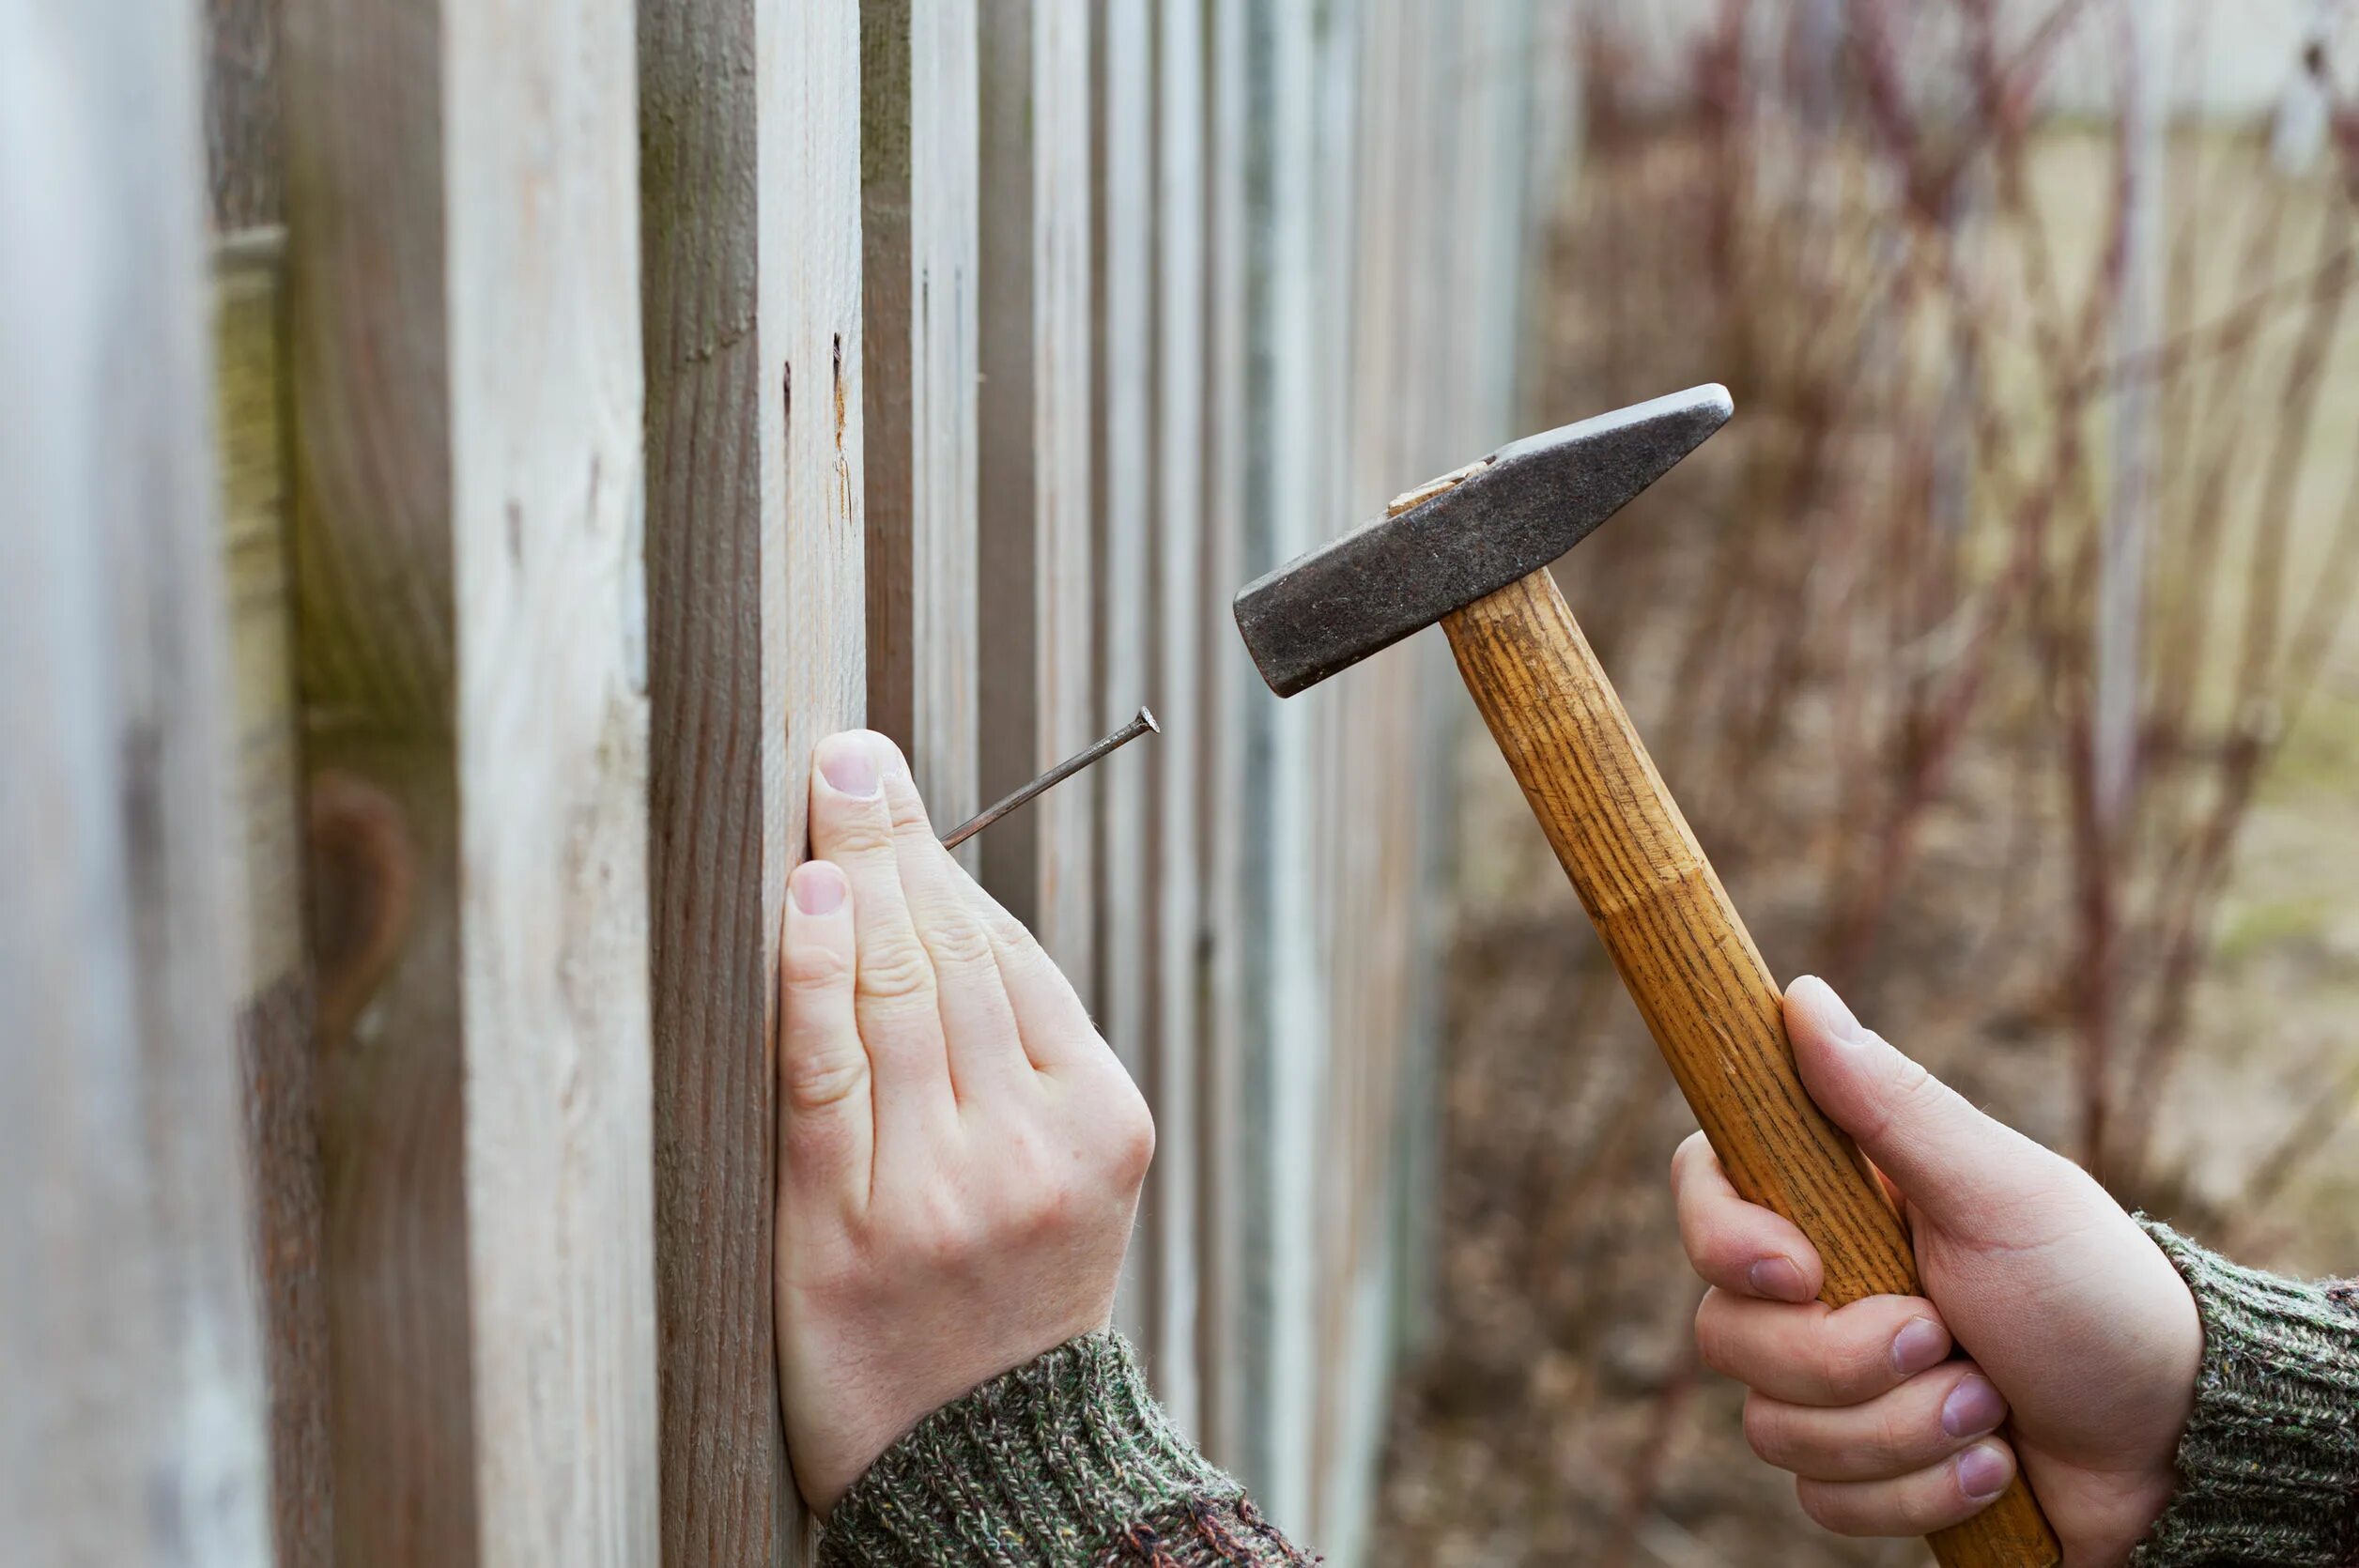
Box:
2131, 1220, 2359, 1568
816, 1331, 1240, 1566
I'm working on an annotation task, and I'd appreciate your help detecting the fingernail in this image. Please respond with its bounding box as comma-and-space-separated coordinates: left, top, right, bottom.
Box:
1941, 1374, 2007, 1438
1796, 974, 1866, 1044
792, 861, 847, 915
1956, 1441, 2012, 1501
817, 733, 880, 798
1749, 1257, 1811, 1302
1891, 1316, 1950, 1376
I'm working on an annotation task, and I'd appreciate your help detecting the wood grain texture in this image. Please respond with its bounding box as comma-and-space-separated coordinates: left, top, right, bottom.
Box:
636, 0, 795, 1555
1193, 0, 1252, 1475
776, 0, 867, 884
0, 2, 270, 1554
1092, 0, 1157, 1355
862, 0, 980, 860
1151, 0, 1208, 1442
773, 11, 867, 1551
979, 0, 1096, 997
285, 0, 661, 1555
205, 0, 281, 230
1444, 568, 2061, 1568
1235, 0, 1327, 1528
217, 237, 336, 1568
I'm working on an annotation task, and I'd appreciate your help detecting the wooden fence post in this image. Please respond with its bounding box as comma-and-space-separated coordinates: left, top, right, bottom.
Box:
864, 0, 982, 854
0, 1, 270, 1556
636, 0, 823, 1555
1195, 0, 1255, 1477
1152, 0, 1210, 1443
979, 0, 1098, 995
217, 233, 338, 1568
283, 0, 661, 1557
203, 2, 339, 1548
1092, 0, 1158, 1354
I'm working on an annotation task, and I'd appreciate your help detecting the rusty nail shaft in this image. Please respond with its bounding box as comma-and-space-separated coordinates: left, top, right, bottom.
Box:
940, 706, 1161, 852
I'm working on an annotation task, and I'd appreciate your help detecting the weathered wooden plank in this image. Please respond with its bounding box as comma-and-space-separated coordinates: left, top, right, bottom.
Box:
217, 234, 337, 1568
0, 2, 270, 1556
775, 8, 869, 1553
1194, 0, 1254, 1478
284, 0, 660, 1556
206, 0, 281, 230
1092, 0, 1158, 1354
635, 0, 797, 1555
777, 0, 868, 888
864, 0, 980, 858
1151, 0, 1208, 1443
979, 0, 1097, 997
1237, 0, 1328, 1529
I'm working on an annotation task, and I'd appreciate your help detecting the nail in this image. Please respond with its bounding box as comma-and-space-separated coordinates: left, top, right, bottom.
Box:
1956, 1440, 2012, 1501
1796, 974, 1866, 1045
1891, 1316, 1950, 1376
792, 861, 847, 916
817, 733, 880, 798
1749, 1257, 1811, 1302
1941, 1374, 2007, 1439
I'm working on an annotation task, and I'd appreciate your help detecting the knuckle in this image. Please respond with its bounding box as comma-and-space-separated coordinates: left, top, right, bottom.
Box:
1867, 1404, 1914, 1470
1742, 1396, 1788, 1466
918, 915, 996, 979
856, 941, 937, 1007
1692, 1296, 1732, 1376
1794, 1480, 1851, 1534
780, 939, 852, 994
1819, 1330, 1869, 1401
886, 789, 933, 838
819, 793, 896, 854
1103, 1090, 1157, 1183
785, 1048, 867, 1112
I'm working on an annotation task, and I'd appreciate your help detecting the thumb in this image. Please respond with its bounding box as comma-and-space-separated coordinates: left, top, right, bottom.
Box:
1784, 975, 2052, 1228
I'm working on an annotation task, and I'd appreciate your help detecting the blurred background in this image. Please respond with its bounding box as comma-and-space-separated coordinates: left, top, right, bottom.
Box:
1379, 1, 2359, 1562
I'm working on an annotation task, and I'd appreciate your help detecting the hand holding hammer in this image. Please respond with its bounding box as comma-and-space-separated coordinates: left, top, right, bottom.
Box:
1233, 387, 2062, 1568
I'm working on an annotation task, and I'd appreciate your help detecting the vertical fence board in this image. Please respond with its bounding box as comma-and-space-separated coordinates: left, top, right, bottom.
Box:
217, 235, 337, 1568
0, 2, 270, 1556
864, 0, 981, 845
1092, 0, 1158, 1353
285, 0, 661, 1556
776, 0, 868, 899
1151, 0, 1208, 1442
1238, 0, 1328, 1528
205, 0, 282, 231
284, 0, 474, 1545
443, 8, 659, 1555
636, 0, 796, 1554
1195, 0, 1254, 1476
980, 0, 1097, 994
202, 0, 338, 1549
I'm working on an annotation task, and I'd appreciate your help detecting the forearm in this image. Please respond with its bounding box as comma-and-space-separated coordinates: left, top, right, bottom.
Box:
817, 1333, 1309, 1568
2132, 1221, 2359, 1568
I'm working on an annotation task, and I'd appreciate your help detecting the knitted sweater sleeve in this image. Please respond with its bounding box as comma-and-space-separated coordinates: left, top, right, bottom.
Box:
816, 1332, 1311, 1567
2130, 1220, 2359, 1568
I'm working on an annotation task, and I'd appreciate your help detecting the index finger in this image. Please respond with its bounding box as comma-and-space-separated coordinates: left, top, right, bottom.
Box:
1673, 1130, 1825, 1302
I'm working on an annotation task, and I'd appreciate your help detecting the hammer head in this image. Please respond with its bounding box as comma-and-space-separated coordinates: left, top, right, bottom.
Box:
1233, 385, 1732, 697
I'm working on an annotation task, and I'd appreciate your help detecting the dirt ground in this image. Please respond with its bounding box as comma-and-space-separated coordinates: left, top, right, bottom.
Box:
1371, 128, 2359, 1567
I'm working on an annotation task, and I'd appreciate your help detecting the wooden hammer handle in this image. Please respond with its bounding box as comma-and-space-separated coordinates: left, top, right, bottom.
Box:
1442, 569, 2060, 1568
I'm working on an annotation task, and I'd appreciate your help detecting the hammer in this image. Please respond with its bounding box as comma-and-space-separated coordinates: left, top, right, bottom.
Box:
1233, 386, 2060, 1568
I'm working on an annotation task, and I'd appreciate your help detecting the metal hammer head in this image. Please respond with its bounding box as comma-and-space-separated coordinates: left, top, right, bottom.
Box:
1233, 385, 1733, 697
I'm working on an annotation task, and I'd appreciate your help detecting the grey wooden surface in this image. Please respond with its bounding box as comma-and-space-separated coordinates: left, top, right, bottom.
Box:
285, 0, 661, 1555
0, 2, 270, 1558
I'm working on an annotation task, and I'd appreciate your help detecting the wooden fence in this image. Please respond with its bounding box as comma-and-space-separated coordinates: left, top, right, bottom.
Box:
2, 0, 1551, 1562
